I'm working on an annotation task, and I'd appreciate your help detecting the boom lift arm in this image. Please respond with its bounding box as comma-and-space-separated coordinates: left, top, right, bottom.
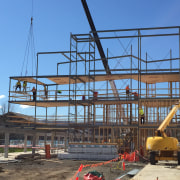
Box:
146, 101, 180, 165
156, 101, 180, 137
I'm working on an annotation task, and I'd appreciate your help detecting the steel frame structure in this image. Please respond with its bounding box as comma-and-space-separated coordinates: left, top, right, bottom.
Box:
8, 26, 180, 153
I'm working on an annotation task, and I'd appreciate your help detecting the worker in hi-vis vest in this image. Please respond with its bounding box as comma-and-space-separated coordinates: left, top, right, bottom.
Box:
15, 80, 21, 91
23, 81, 27, 92
139, 107, 145, 124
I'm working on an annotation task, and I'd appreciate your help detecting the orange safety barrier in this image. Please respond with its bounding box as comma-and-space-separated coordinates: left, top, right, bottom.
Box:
70, 151, 140, 180
75, 164, 83, 180
70, 156, 120, 180
124, 151, 139, 162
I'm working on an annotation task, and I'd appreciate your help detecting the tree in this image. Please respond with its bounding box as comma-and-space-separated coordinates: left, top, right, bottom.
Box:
0, 103, 6, 115
0, 102, 14, 115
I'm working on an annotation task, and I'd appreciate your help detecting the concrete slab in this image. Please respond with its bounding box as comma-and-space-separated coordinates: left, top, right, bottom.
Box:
0, 152, 31, 162
0, 150, 46, 162
131, 162, 180, 180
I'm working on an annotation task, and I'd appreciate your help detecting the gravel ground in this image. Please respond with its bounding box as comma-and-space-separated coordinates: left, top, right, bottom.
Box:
0, 157, 146, 180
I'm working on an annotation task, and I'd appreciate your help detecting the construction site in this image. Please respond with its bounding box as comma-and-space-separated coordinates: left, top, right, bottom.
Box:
7, 26, 180, 150
3, 26, 180, 179
1, 0, 180, 180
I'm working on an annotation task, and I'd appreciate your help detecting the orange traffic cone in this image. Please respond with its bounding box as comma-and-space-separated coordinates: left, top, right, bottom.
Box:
123, 161, 125, 170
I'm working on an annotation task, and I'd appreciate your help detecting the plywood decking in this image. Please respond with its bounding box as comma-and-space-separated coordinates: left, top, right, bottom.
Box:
9, 98, 179, 107
11, 72, 180, 86
49, 72, 180, 84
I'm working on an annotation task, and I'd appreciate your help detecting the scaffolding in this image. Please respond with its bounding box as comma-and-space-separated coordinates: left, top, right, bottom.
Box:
9, 26, 180, 153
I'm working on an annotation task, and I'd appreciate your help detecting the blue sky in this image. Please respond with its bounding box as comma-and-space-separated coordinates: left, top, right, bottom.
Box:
0, 0, 180, 114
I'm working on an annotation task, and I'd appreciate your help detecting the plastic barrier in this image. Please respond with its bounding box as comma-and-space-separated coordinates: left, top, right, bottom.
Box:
124, 151, 139, 162
70, 156, 120, 180
70, 151, 140, 180
76, 164, 83, 180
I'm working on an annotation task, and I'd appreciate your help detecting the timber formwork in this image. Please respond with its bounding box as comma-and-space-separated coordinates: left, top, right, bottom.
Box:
9, 26, 180, 153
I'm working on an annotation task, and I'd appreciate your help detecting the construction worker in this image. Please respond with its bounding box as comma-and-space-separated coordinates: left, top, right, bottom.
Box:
15, 80, 21, 91
23, 81, 27, 92
32, 87, 36, 101
132, 92, 138, 100
125, 85, 130, 97
139, 107, 145, 124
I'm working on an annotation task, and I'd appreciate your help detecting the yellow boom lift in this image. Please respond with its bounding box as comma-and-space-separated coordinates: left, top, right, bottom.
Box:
146, 101, 180, 165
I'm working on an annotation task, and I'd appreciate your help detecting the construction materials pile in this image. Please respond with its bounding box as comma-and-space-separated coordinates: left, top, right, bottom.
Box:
58, 143, 119, 161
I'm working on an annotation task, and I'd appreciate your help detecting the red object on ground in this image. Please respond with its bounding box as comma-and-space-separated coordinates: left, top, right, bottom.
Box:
45, 144, 51, 159
84, 171, 105, 180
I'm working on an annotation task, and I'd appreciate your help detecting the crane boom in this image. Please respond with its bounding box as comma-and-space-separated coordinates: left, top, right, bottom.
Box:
81, 0, 119, 98
81, 0, 111, 74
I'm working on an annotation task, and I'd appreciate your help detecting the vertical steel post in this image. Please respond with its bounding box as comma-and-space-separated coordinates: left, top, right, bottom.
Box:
170, 49, 172, 71
55, 62, 59, 124
140, 33, 142, 99
93, 36, 96, 141
34, 53, 39, 127
130, 45, 133, 125
4, 132, 9, 158
179, 28, 180, 97
32, 133, 36, 155
84, 52, 87, 140
75, 36, 77, 124
146, 52, 148, 125
130, 45, 132, 93
68, 34, 73, 144
51, 132, 54, 153
137, 30, 140, 150
107, 48, 109, 97
8, 78, 11, 113
170, 49, 172, 98
146, 52, 147, 98
45, 105, 47, 146
24, 134, 27, 152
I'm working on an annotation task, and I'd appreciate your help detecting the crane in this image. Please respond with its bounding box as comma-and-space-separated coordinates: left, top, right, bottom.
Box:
146, 101, 180, 165
81, 0, 119, 99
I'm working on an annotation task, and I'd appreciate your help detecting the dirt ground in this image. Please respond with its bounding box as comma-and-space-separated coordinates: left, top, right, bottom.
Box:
0, 156, 146, 180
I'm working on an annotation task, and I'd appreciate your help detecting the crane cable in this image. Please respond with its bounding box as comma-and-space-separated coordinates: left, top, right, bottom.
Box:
21, 0, 36, 76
